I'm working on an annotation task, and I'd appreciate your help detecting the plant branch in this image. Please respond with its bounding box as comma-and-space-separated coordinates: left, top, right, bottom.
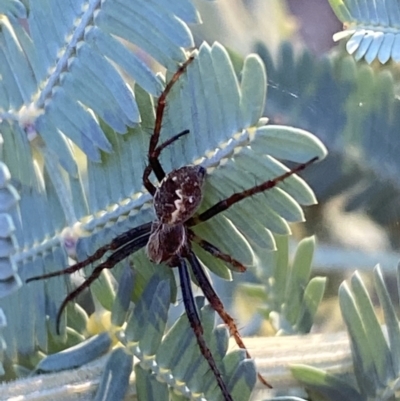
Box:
0, 332, 353, 400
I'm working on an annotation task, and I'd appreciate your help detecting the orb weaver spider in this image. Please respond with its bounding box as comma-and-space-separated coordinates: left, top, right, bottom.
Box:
27, 55, 319, 401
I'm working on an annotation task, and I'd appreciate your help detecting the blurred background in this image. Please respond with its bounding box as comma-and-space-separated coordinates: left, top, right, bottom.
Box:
186, 0, 400, 335
2, 2, 399, 398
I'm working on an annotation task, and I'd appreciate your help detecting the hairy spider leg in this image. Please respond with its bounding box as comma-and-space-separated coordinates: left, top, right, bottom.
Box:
178, 257, 234, 401
143, 56, 195, 193
189, 156, 319, 226
187, 251, 272, 389
54, 232, 151, 334
188, 229, 246, 272
154, 129, 190, 155
143, 130, 190, 195
26, 222, 152, 283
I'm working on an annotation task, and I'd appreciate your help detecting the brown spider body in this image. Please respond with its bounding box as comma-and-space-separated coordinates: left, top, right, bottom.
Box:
146, 222, 188, 265
153, 165, 206, 224
147, 165, 206, 265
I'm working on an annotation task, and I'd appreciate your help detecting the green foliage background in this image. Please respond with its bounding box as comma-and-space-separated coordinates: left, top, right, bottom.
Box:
0, 1, 400, 400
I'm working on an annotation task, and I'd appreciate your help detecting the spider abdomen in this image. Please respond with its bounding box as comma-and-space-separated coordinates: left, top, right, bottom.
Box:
146, 222, 188, 265
153, 165, 206, 224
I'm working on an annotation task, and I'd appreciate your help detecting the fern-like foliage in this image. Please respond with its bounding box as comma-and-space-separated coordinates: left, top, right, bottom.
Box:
0, 156, 20, 296
0, 0, 197, 361
0, 0, 196, 161
29, 272, 256, 400
256, 39, 400, 234
329, 0, 400, 64
238, 235, 326, 335
0, 0, 327, 398
292, 264, 400, 401
119, 276, 255, 401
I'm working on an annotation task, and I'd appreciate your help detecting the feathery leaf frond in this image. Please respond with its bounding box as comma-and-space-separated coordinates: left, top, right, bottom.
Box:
329, 0, 400, 63
257, 40, 400, 230
238, 235, 326, 335
0, 1, 327, 398
293, 264, 400, 400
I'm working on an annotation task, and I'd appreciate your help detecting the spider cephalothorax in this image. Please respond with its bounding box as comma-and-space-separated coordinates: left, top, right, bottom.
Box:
153, 165, 206, 225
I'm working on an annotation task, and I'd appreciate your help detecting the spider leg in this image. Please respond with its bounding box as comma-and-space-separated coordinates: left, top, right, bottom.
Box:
54, 232, 150, 334
189, 156, 318, 226
188, 229, 247, 272
178, 257, 233, 401
143, 55, 195, 192
187, 251, 272, 388
143, 130, 190, 195
26, 222, 152, 283
154, 129, 190, 155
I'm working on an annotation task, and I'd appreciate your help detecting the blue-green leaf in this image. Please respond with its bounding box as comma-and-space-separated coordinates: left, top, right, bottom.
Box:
36, 333, 111, 372
94, 347, 133, 401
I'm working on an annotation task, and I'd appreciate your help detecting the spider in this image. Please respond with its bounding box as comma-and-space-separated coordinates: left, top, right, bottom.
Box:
27, 55, 319, 401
